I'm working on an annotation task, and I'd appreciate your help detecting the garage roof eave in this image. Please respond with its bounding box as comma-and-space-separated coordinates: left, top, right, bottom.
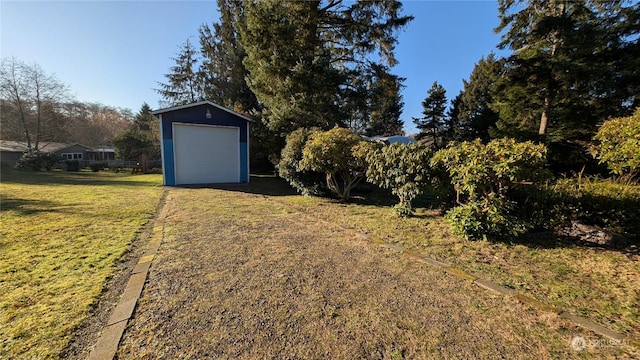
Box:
151, 100, 254, 122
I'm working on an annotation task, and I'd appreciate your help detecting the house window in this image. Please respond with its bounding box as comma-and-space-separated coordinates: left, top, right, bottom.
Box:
61, 153, 83, 160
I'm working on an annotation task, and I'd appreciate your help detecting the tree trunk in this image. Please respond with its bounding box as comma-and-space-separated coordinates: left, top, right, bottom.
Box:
539, 96, 550, 135
18, 102, 32, 149
539, 0, 564, 136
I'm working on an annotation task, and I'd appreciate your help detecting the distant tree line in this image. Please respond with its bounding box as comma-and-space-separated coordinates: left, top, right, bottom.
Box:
0, 57, 160, 162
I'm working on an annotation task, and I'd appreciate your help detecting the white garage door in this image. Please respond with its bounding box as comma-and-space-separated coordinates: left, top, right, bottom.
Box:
173, 123, 240, 184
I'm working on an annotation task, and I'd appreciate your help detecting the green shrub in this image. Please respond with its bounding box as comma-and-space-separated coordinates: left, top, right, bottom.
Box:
276, 128, 327, 196
300, 127, 373, 201
431, 138, 549, 240
554, 177, 640, 240
590, 108, 640, 176
64, 160, 80, 172
89, 162, 107, 172
445, 195, 526, 240
15, 149, 58, 171
365, 142, 433, 216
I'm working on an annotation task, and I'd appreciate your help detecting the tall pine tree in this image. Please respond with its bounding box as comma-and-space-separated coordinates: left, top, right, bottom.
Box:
458, 53, 504, 141
413, 81, 447, 148
365, 63, 405, 136
156, 39, 201, 107
239, 0, 412, 136
198, 0, 281, 171
493, 0, 639, 141
198, 0, 259, 114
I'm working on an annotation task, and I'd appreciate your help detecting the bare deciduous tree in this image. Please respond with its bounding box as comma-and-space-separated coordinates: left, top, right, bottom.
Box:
0, 57, 70, 150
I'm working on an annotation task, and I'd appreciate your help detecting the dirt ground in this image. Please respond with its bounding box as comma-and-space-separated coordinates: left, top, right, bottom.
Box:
109, 187, 632, 359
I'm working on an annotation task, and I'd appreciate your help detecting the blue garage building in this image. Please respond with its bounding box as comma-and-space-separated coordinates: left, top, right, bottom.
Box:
152, 101, 251, 186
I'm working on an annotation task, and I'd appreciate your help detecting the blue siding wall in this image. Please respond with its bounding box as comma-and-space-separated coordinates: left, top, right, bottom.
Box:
162, 139, 175, 186
240, 145, 248, 182
157, 103, 250, 185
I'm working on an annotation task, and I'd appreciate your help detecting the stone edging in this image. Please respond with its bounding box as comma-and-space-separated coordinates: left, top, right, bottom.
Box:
87, 196, 169, 360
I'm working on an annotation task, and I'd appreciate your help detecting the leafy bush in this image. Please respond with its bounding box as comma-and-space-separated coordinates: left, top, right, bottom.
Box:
15, 149, 58, 171
64, 160, 80, 172
89, 162, 107, 172
431, 138, 549, 240
276, 128, 327, 196
590, 108, 640, 176
300, 127, 373, 201
366, 142, 433, 216
445, 194, 526, 240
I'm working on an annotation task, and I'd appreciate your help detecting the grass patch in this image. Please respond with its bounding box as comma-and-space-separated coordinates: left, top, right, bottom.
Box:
0, 168, 163, 359
248, 177, 640, 341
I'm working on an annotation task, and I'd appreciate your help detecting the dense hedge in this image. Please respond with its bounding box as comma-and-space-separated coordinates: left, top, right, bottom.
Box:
277, 129, 638, 242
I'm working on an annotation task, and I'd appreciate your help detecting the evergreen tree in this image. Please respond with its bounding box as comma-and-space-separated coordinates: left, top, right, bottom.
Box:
239, 0, 412, 136
133, 102, 155, 131
413, 81, 447, 148
198, 0, 279, 171
442, 92, 462, 144
365, 64, 405, 136
156, 39, 201, 106
493, 0, 639, 141
241, 1, 344, 135
113, 102, 160, 161
458, 53, 504, 141
198, 0, 259, 114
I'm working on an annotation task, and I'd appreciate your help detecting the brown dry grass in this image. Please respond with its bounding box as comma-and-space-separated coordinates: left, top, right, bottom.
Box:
116, 183, 637, 359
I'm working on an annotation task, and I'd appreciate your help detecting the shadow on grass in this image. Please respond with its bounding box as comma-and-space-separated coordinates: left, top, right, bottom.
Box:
204, 176, 441, 221
0, 168, 159, 187
502, 231, 640, 257
0, 196, 61, 215
185, 175, 299, 197
187, 174, 639, 255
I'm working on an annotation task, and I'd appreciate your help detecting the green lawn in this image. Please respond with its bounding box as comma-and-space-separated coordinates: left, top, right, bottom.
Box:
0, 168, 163, 359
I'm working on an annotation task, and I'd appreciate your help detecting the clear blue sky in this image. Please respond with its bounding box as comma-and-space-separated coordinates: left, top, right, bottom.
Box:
1, 0, 507, 135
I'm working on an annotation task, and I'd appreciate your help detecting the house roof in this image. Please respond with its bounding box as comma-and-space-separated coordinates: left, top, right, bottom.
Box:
151, 100, 254, 122
0, 140, 93, 153
91, 148, 116, 152
364, 135, 417, 145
